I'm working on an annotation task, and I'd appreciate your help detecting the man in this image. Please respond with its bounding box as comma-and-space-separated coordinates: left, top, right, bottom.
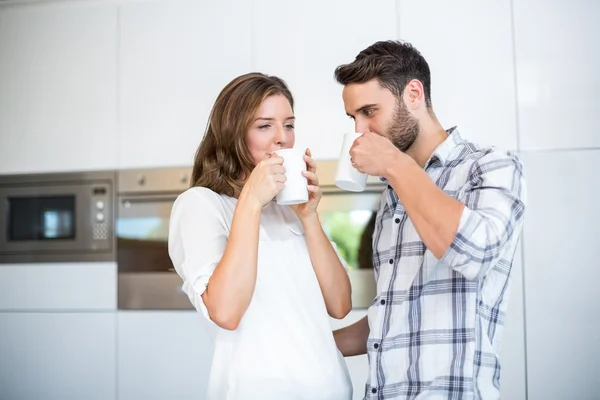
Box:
332, 40, 527, 399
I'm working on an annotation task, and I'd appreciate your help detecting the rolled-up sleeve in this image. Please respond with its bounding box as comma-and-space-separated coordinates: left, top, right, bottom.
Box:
168, 188, 229, 321
441, 151, 527, 280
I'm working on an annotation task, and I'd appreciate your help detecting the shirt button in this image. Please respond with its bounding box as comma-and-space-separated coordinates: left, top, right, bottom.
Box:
394, 218, 400, 223
388, 259, 394, 264
380, 299, 386, 305
372, 387, 377, 394
374, 343, 379, 349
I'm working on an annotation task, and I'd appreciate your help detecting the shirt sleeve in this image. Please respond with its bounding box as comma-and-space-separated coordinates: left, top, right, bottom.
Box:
440, 151, 527, 280
168, 188, 229, 322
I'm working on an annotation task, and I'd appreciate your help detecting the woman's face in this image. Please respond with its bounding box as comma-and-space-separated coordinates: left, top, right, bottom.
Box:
246, 94, 295, 165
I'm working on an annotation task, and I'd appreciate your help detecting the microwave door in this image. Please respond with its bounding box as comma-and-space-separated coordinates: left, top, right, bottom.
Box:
0, 184, 99, 254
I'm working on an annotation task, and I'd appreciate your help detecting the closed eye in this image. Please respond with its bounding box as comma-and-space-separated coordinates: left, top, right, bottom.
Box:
284, 123, 295, 129
258, 124, 271, 129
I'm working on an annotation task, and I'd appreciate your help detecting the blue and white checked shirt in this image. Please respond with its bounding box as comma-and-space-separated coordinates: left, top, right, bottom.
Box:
365, 128, 526, 399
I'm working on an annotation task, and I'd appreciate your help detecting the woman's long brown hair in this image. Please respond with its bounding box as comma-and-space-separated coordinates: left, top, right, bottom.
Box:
191, 73, 294, 197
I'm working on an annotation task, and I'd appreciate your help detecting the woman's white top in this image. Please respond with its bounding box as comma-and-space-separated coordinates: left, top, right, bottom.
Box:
168, 187, 352, 400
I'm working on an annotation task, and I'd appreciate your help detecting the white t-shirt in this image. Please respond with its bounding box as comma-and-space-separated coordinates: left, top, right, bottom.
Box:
168, 187, 353, 400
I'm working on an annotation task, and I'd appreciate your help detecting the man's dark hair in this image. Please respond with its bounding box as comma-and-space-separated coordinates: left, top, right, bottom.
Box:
334, 40, 432, 108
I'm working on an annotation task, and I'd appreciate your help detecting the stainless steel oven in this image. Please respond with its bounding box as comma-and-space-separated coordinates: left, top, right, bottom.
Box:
116, 167, 193, 309
116, 163, 384, 310
0, 170, 116, 263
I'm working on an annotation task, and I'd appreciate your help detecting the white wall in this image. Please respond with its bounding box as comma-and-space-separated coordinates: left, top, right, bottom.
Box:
1, 1, 599, 399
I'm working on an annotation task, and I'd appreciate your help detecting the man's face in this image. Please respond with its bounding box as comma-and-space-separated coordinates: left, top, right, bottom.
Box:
342, 79, 419, 152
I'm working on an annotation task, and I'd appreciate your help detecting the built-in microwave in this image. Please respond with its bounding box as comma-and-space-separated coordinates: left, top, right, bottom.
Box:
0, 170, 116, 263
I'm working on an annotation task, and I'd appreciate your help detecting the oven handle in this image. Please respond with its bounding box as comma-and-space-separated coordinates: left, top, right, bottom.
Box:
118, 194, 179, 204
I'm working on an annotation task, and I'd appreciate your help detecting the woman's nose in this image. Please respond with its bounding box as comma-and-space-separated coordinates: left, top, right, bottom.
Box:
274, 126, 287, 145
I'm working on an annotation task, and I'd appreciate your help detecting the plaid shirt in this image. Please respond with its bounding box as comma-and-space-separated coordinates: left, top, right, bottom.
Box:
365, 128, 526, 400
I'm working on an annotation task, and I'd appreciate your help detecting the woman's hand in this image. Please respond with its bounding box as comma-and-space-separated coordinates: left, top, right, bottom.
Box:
240, 155, 286, 208
290, 148, 322, 220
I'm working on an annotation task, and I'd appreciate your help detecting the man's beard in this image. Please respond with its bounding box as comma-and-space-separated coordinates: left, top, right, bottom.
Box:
386, 101, 419, 152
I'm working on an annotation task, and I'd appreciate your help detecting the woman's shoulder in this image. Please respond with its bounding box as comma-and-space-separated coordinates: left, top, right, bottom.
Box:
172, 187, 233, 217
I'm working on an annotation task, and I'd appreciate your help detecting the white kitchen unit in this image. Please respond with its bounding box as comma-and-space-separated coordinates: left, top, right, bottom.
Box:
118, 0, 253, 169
0, 262, 117, 399
513, 0, 600, 151
398, 0, 518, 151
251, 0, 398, 160
0, 2, 118, 174
0, 262, 117, 311
0, 312, 116, 400
117, 311, 213, 400
521, 150, 600, 400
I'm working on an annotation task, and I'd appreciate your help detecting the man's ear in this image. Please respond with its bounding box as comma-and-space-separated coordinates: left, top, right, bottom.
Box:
404, 79, 425, 110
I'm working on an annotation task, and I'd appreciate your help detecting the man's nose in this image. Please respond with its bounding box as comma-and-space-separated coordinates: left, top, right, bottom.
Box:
355, 120, 369, 134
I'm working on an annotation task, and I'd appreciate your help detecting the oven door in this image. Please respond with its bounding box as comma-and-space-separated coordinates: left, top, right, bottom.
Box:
317, 188, 383, 308
0, 183, 114, 262
117, 194, 192, 310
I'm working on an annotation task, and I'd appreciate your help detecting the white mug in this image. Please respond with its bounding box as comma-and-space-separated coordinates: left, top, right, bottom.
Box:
273, 148, 309, 205
334, 132, 368, 192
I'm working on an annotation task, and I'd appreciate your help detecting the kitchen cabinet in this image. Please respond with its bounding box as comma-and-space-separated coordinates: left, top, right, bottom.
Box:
521, 150, 600, 400
0, 312, 116, 400
252, 0, 398, 160
513, 0, 600, 151
117, 311, 213, 400
118, 0, 253, 169
0, 2, 118, 174
0, 262, 117, 311
398, 0, 518, 151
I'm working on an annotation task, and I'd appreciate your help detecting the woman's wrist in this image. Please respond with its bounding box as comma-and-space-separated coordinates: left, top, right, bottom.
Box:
237, 189, 264, 214
298, 211, 320, 228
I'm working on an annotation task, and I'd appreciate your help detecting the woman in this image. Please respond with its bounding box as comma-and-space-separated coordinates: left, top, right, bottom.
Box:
168, 72, 353, 399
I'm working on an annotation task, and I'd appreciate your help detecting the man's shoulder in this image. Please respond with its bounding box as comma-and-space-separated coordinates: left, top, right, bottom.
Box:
451, 138, 523, 171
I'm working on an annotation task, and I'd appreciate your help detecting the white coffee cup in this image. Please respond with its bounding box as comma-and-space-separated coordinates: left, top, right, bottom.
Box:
273, 148, 309, 205
334, 132, 368, 192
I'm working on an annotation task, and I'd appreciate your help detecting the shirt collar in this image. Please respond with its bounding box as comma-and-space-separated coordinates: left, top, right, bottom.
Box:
426, 126, 463, 168
379, 126, 463, 185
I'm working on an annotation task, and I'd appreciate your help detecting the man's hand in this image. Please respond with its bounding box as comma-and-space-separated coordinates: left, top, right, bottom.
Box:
349, 131, 406, 177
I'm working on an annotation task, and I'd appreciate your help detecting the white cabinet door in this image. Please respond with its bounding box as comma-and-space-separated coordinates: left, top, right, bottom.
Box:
0, 313, 116, 400
117, 311, 213, 400
0, 3, 118, 174
119, 0, 253, 169
0, 262, 117, 311
513, 0, 600, 151
398, 0, 518, 151
521, 150, 600, 400
252, 0, 398, 160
